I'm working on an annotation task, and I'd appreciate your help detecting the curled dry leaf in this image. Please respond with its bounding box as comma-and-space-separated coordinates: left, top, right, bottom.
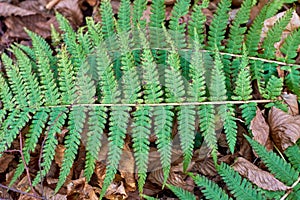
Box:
67, 177, 98, 200
233, 157, 290, 191
105, 181, 128, 200
281, 93, 299, 115
250, 109, 273, 151
268, 107, 300, 151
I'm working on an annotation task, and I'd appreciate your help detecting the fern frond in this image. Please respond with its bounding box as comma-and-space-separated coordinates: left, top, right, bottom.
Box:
154, 106, 174, 186
280, 28, 300, 63
207, 0, 231, 50
285, 144, 300, 172
57, 46, 76, 104
32, 107, 68, 186
149, 0, 165, 48
84, 106, 107, 182
100, 0, 115, 40
27, 30, 60, 106
132, 0, 147, 28
10, 108, 49, 187
188, 1, 209, 47
118, 0, 131, 33
199, 104, 217, 159
284, 66, 300, 97
1, 54, 28, 107
0, 73, 15, 112
190, 173, 231, 200
169, 0, 191, 49
209, 51, 227, 101
245, 135, 299, 185
262, 75, 283, 100
218, 162, 265, 200
141, 194, 159, 200
218, 104, 237, 153
240, 102, 257, 126
226, 0, 254, 54
100, 106, 130, 199
86, 17, 103, 47
132, 106, 151, 193
166, 184, 196, 200
261, 9, 293, 59
55, 13, 84, 70
178, 105, 196, 171
11, 46, 42, 107
77, 27, 92, 56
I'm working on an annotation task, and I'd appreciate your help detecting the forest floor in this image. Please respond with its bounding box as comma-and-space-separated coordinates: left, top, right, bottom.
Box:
0, 0, 300, 199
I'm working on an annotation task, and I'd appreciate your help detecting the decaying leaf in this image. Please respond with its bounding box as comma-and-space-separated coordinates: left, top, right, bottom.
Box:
250, 109, 272, 151
119, 146, 136, 192
55, 144, 65, 167
233, 157, 290, 191
67, 177, 98, 200
0, 153, 14, 173
269, 107, 300, 151
105, 180, 128, 200
0, 2, 36, 17
281, 93, 299, 115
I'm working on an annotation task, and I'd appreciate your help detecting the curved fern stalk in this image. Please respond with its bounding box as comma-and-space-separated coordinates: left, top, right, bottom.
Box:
166, 184, 196, 200
245, 135, 299, 185
217, 162, 265, 200
86, 17, 103, 48
280, 28, 300, 63
261, 9, 293, 59
226, 0, 255, 54
285, 144, 300, 172
55, 13, 84, 71
32, 107, 68, 187
190, 173, 231, 200
188, 0, 209, 47
207, 0, 231, 51
55, 63, 96, 193
169, 0, 191, 49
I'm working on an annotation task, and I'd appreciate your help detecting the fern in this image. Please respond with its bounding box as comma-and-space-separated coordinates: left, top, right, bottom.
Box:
280, 28, 300, 63
190, 173, 231, 200
166, 184, 196, 200
285, 144, 300, 172
245, 135, 299, 185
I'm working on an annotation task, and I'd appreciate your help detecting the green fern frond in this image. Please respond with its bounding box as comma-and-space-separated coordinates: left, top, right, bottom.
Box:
285, 144, 300, 172
100, 0, 115, 40
57, 46, 76, 104
218, 162, 265, 200
178, 105, 196, 171
86, 17, 103, 47
209, 51, 227, 101
169, 0, 191, 49
132, 106, 151, 193
32, 107, 68, 186
188, 0, 209, 47
218, 104, 237, 153
262, 75, 283, 100
207, 0, 231, 50
149, 0, 166, 48
100, 106, 130, 199
133, 0, 147, 28
240, 102, 257, 126
261, 9, 293, 59
0, 73, 15, 112
245, 135, 299, 185
118, 0, 131, 33
141, 194, 159, 200
284, 66, 300, 97
77, 27, 92, 56
280, 28, 300, 63
226, 0, 254, 54
154, 106, 174, 186
166, 184, 196, 200
199, 104, 217, 159
84, 106, 107, 182
190, 173, 231, 200
10, 108, 49, 187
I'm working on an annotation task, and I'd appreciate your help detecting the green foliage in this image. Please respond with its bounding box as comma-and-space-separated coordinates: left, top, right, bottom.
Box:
166, 184, 196, 200
1, 0, 300, 198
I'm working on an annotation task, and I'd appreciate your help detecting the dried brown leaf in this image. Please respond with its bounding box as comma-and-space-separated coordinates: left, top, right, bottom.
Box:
67, 177, 98, 200
268, 107, 300, 151
119, 146, 136, 192
105, 181, 128, 200
233, 157, 290, 191
0, 153, 14, 173
0, 3, 36, 17
55, 144, 65, 167
55, 0, 83, 27
282, 93, 299, 115
250, 109, 272, 151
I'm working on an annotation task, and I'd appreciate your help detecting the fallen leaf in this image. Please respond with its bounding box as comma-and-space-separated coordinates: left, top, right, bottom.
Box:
67, 177, 98, 200
0, 3, 36, 17
281, 93, 299, 115
55, 144, 65, 167
269, 107, 300, 151
105, 181, 128, 200
0, 153, 14, 173
55, 0, 83, 27
233, 157, 290, 191
250, 109, 273, 151
119, 146, 136, 192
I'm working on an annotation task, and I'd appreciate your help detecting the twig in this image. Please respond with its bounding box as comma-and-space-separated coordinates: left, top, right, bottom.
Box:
280, 176, 300, 200
0, 183, 45, 200
46, 0, 61, 10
